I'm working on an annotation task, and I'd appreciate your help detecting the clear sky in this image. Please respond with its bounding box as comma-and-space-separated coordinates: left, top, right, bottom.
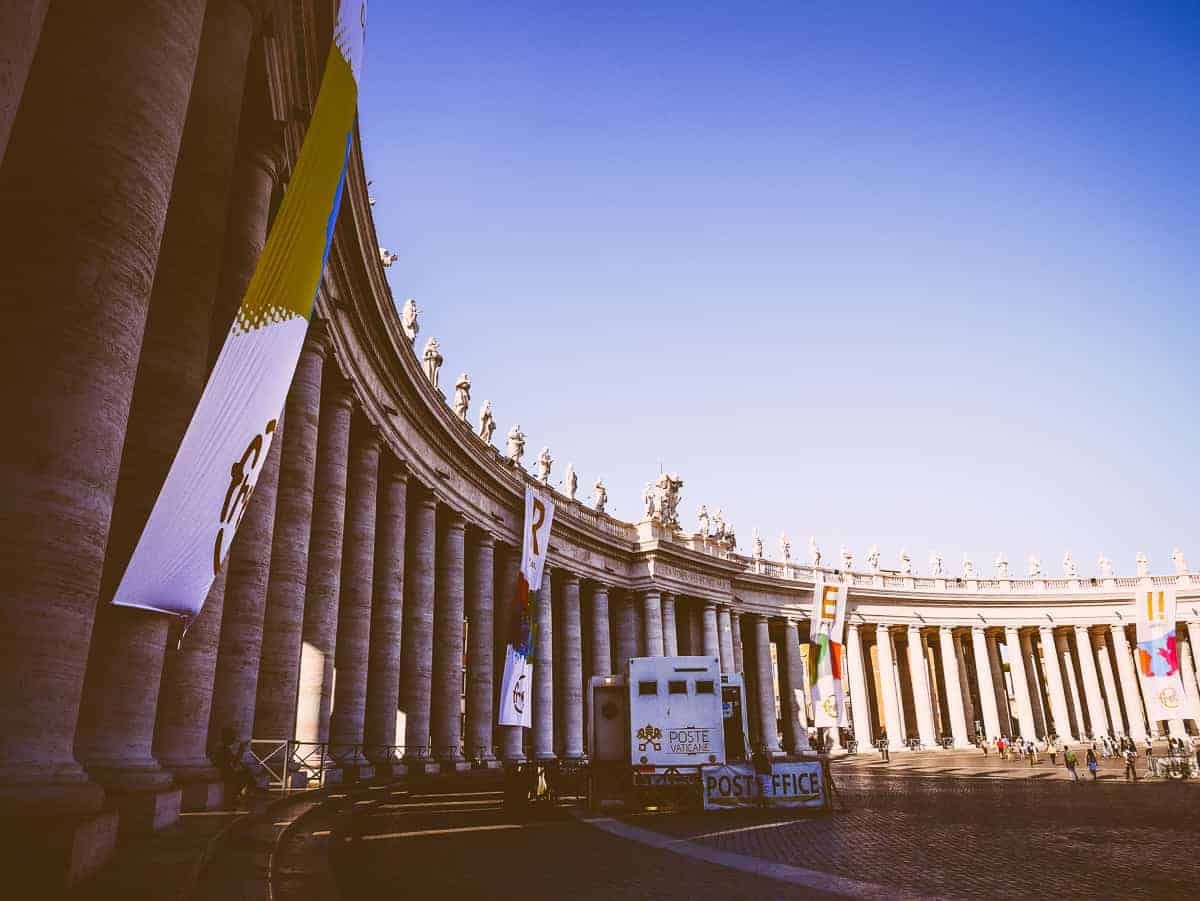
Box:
357, 1, 1198, 578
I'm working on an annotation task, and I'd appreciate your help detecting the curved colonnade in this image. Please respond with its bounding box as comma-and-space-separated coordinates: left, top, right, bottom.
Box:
1, 0, 1198, 887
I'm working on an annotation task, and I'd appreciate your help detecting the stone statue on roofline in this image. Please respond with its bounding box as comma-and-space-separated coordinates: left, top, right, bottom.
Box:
752, 529, 763, 559
400, 298, 419, 343
994, 552, 1009, 579
453, 372, 470, 420
899, 548, 912, 575
1171, 547, 1188, 574
478, 400, 495, 444
712, 508, 726, 540
929, 551, 944, 578
506, 424, 525, 466
1098, 553, 1114, 579
1028, 554, 1042, 578
1135, 551, 1150, 577
725, 522, 737, 550
866, 544, 880, 572
564, 463, 577, 501
840, 544, 853, 572
593, 479, 607, 513
962, 553, 975, 579
656, 473, 684, 529
379, 247, 398, 268
1062, 551, 1078, 579
808, 536, 821, 568
422, 337, 442, 388
536, 447, 552, 484
697, 504, 710, 538
780, 533, 792, 565
642, 482, 657, 520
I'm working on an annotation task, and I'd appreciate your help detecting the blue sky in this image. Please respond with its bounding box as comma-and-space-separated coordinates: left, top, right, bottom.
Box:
357, 1, 1198, 577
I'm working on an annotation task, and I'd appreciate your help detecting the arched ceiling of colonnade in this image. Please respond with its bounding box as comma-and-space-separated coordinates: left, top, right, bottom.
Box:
353, 3, 1199, 578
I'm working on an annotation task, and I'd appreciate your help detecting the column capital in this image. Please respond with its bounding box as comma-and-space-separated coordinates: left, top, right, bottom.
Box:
379, 453, 409, 482
322, 366, 357, 411
755, 613, 770, 625
351, 418, 383, 452
442, 509, 467, 531
641, 587, 660, 597
558, 570, 580, 586
304, 318, 333, 358
474, 529, 496, 548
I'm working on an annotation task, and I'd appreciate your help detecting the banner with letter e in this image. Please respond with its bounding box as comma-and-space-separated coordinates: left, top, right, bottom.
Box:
498, 485, 556, 727
809, 579, 849, 728
1134, 584, 1191, 722
110, 2, 367, 619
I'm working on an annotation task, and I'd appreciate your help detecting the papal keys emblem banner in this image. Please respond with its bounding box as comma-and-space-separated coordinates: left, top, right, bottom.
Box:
809, 580, 849, 728
498, 486, 556, 727
1134, 585, 1190, 723
111, 3, 366, 618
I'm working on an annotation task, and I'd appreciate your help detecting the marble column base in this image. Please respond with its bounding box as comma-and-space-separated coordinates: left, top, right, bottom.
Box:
400, 758, 432, 777
438, 758, 470, 774
2, 809, 119, 890
179, 780, 225, 813
110, 786, 182, 836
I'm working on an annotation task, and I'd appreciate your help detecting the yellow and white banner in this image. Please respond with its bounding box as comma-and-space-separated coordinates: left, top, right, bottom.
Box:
1134, 585, 1190, 723
809, 580, 848, 728
113, 3, 366, 618
498, 486, 555, 728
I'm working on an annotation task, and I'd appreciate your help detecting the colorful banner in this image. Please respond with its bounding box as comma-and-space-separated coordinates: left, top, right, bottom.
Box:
809, 580, 848, 727
1134, 585, 1189, 722
498, 486, 555, 727
112, 3, 366, 618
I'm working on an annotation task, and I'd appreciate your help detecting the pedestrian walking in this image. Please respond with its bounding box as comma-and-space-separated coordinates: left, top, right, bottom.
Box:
1048, 740, 1058, 766
1086, 747, 1099, 780
997, 738, 1006, 761
1065, 747, 1079, 782
980, 737, 989, 756
1124, 747, 1138, 782
879, 729, 890, 763
1030, 741, 1039, 766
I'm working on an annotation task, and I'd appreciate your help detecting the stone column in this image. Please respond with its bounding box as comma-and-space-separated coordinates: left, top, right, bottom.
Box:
559, 573, 584, 759
463, 531, 496, 763
660, 592, 678, 656
589, 584, 612, 678
755, 617, 782, 754
208, 418, 284, 748
986, 632, 1012, 737
1019, 630, 1048, 738
399, 491, 437, 765
1110, 625, 1148, 740
970, 627, 1002, 741
253, 326, 327, 739
779, 620, 810, 753
294, 372, 354, 745
431, 510, 467, 769
362, 457, 407, 765
1037, 626, 1076, 742
1055, 631, 1085, 739
953, 632, 976, 735
0, 1, 50, 162
1187, 623, 1200, 704
494, 544, 524, 762
906, 626, 937, 746
1178, 628, 1200, 732
875, 625, 904, 743
328, 421, 380, 766
613, 591, 637, 674
718, 608, 735, 675
1002, 627, 1036, 740
731, 611, 745, 673
533, 571, 555, 760
846, 624, 873, 747
701, 603, 720, 660
1094, 630, 1125, 737
936, 628, 970, 747
1073, 625, 1107, 739
641, 590, 664, 656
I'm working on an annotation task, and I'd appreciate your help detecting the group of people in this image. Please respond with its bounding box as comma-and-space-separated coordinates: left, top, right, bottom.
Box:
978, 732, 1200, 782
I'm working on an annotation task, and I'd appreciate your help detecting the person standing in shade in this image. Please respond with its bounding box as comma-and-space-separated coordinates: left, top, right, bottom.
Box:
879, 729, 890, 763
1048, 739, 1058, 766
1124, 746, 1138, 782
1086, 747, 1099, 780
1065, 747, 1079, 782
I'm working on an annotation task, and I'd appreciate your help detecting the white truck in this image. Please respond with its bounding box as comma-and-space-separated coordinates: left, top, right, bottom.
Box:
587, 655, 750, 807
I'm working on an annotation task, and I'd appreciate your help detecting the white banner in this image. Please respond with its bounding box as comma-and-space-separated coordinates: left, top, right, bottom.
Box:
1134, 585, 1190, 722
810, 580, 848, 728
702, 761, 825, 810
498, 487, 556, 726
112, 2, 367, 619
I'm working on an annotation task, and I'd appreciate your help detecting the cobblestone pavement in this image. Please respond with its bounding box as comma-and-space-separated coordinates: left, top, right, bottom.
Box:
330, 760, 1200, 899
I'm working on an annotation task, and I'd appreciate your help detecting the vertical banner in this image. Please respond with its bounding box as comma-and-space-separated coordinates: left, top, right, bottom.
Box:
809, 580, 848, 728
111, 2, 367, 618
498, 486, 556, 727
1134, 585, 1188, 723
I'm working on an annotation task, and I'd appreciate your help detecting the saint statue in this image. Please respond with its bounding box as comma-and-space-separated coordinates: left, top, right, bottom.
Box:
840, 544, 853, 572
1062, 551, 1078, 579
712, 508, 726, 540
779, 533, 792, 564
899, 548, 912, 575
866, 544, 880, 572
994, 552, 1009, 579
379, 247, 398, 268
1171, 547, 1188, 574
752, 529, 763, 559
962, 553, 975, 579
593, 479, 607, 513
1097, 553, 1114, 578
422, 337, 442, 388
1135, 551, 1150, 577
506, 424, 525, 466
400, 298, 419, 343
564, 463, 577, 501
697, 504, 710, 538
453, 372, 470, 421
929, 551, 944, 577
1028, 554, 1042, 578
808, 536, 821, 568
478, 400, 496, 444
536, 447, 552, 484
